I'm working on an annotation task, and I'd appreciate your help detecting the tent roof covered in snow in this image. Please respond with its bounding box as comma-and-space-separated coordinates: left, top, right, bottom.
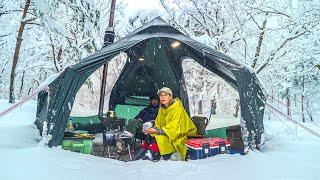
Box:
35, 17, 266, 147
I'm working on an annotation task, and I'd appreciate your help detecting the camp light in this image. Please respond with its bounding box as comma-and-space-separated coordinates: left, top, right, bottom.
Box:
171, 40, 181, 48
138, 57, 144, 61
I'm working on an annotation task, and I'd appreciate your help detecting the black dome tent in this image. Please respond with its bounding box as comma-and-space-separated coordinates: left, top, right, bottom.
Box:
35, 17, 266, 148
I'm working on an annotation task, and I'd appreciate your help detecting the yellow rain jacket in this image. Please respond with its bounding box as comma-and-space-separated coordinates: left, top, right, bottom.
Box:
154, 98, 197, 160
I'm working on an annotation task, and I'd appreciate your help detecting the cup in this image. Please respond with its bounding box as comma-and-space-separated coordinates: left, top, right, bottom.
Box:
107, 111, 115, 117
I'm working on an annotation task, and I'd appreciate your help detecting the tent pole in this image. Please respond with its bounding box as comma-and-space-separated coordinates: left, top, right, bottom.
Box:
98, 0, 116, 120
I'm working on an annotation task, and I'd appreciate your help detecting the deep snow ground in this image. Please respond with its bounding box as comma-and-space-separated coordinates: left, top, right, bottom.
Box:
0, 99, 319, 180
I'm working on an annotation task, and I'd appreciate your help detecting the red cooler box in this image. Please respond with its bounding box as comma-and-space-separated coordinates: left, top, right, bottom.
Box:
186, 138, 231, 160
208, 138, 231, 156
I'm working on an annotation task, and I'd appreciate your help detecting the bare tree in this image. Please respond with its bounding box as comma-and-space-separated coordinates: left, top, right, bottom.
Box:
49, 36, 63, 72
9, 0, 33, 103
251, 14, 268, 68
301, 75, 305, 122
286, 88, 291, 117
256, 29, 310, 74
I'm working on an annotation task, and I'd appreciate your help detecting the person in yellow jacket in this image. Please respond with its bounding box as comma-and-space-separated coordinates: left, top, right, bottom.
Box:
145, 87, 197, 161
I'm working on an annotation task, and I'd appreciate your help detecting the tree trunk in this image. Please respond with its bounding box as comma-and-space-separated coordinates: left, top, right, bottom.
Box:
1, 60, 9, 75
19, 70, 26, 99
198, 100, 203, 115
27, 87, 32, 95
252, 17, 267, 68
192, 98, 196, 115
9, 0, 31, 103
49, 36, 63, 72
233, 99, 240, 117
306, 99, 313, 122
211, 98, 217, 115
301, 76, 305, 123
243, 39, 247, 63
286, 88, 291, 117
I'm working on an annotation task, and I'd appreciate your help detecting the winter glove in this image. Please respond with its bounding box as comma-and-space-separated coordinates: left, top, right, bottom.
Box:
143, 121, 153, 130
142, 121, 153, 134
153, 127, 165, 135
144, 127, 157, 134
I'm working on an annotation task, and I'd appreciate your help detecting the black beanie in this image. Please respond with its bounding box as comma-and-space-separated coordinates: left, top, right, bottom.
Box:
149, 95, 159, 100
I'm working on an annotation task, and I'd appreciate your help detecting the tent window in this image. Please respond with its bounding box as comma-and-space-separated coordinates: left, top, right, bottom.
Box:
71, 53, 127, 117
181, 58, 240, 118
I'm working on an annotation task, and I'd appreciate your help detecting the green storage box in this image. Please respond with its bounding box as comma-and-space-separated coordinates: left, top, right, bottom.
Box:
62, 137, 94, 154
204, 127, 227, 138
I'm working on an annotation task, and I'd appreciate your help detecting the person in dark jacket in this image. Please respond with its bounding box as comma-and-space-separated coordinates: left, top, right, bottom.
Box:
126, 95, 159, 140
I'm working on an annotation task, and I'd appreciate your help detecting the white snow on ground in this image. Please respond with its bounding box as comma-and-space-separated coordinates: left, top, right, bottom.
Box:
267, 99, 320, 137
0, 99, 320, 180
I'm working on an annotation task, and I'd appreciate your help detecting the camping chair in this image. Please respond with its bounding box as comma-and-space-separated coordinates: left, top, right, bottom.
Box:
114, 103, 147, 144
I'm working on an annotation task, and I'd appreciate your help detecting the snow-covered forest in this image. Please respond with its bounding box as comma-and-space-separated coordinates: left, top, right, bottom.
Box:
1, 0, 320, 119
1, 0, 320, 179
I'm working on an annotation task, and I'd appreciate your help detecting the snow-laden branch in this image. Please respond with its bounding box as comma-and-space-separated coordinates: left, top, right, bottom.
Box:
256, 29, 310, 74
159, 0, 190, 36
246, 4, 291, 19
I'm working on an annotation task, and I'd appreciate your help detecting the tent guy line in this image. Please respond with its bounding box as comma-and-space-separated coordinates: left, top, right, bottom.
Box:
0, 86, 49, 118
